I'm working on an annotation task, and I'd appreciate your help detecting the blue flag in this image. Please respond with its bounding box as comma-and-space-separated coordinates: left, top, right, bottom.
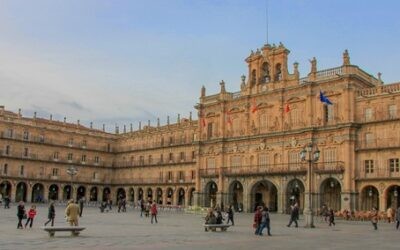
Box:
319, 91, 333, 105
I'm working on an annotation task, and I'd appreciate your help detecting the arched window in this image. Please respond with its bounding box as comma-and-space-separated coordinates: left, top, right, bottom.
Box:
262, 62, 270, 83
274, 63, 282, 81
251, 69, 257, 85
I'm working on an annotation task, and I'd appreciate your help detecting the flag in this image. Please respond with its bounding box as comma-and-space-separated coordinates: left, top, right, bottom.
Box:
251, 99, 259, 113
319, 90, 333, 105
284, 103, 291, 113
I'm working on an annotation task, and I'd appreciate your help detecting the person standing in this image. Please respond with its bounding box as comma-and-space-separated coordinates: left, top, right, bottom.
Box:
65, 199, 80, 226
4, 195, 10, 209
328, 208, 335, 226
79, 197, 84, 217
287, 203, 299, 228
253, 206, 262, 235
387, 207, 394, 223
227, 205, 235, 226
258, 206, 272, 236
25, 205, 37, 228
17, 201, 26, 229
396, 206, 400, 230
150, 201, 158, 224
44, 202, 56, 227
370, 207, 378, 230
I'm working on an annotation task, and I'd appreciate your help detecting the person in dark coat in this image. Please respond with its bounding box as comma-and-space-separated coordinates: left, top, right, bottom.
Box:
79, 197, 84, 217
17, 201, 26, 229
287, 203, 299, 227
44, 202, 56, 227
396, 206, 400, 230
328, 208, 335, 226
227, 205, 235, 226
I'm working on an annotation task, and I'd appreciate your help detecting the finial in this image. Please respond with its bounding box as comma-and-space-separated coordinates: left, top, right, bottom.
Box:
123, 125, 126, 133
177, 114, 180, 123
64, 117, 66, 123
102, 124, 105, 131
77, 119, 80, 125
33, 112, 37, 119
130, 123, 133, 132
189, 112, 192, 121
90, 122, 93, 129
18, 108, 22, 116
139, 121, 142, 130
378, 72, 383, 83
148, 120, 150, 127
201, 85, 206, 97
157, 118, 160, 127
50, 114, 52, 121
310, 57, 317, 73
167, 116, 170, 125
115, 125, 119, 134
220, 80, 226, 93
343, 49, 350, 66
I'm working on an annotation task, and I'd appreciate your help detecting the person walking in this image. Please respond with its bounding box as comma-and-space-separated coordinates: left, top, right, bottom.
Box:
396, 206, 400, 230
150, 201, 158, 224
387, 207, 394, 223
328, 208, 335, 226
25, 205, 37, 228
253, 206, 262, 235
226, 205, 234, 226
370, 207, 378, 230
65, 199, 80, 226
287, 203, 299, 228
44, 201, 56, 227
258, 206, 272, 236
4, 195, 10, 209
16, 201, 26, 229
79, 197, 84, 217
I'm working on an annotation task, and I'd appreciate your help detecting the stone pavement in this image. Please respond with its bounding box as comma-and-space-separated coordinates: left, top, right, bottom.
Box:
0, 204, 399, 250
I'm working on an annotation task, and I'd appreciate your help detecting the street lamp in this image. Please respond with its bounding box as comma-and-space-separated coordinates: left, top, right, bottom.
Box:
300, 142, 320, 228
66, 166, 78, 200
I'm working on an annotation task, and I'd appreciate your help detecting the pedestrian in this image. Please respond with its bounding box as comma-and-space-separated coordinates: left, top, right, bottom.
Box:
328, 208, 335, 226
65, 199, 80, 226
370, 207, 378, 230
216, 208, 224, 224
253, 206, 262, 235
122, 198, 126, 212
150, 201, 158, 224
17, 201, 26, 229
287, 203, 299, 228
396, 206, 400, 230
139, 199, 144, 217
4, 195, 10, 209
258, 206, 272, 236
79, 197, 84, 217
227, 205, 234, 226
387, 207, 394, 223
25, 205, 37, 228
145, 201, 150, 217
44, 201, 56, 227
107, 198, 112, 210
117, 198, 123, 213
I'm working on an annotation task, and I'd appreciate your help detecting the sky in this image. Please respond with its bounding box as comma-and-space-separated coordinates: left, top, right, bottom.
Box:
1, 0, 399, 132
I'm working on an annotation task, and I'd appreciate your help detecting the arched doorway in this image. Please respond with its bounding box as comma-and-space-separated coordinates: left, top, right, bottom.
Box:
286, 178, 305, 213
77, 186, 86, 200
204, 181, 218, 208
0, 181, 12, 198
229, 181, 244, 212
103, 187, 111, 202
63, 185, 72, 200
188, 188, 195, 206
90, 187, 98, 201
361, 185, 379, 210
177, 188, 185, 206
386, 185, 400, 209
146, 188, 153, 202
156, 188, 163, 204
138, 188, 144, 200
15, 182, 27, 202
116, 188, 126, 202
166, 187, 174, 205
48, 184, 59, 201
320, 178, 341, 211
251, 180, 278, 212
31, 183, 44, 203
128, 188, 134, 202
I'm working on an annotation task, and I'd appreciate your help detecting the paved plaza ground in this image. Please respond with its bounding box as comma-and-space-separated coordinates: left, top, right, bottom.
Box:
0, 204, 399, 250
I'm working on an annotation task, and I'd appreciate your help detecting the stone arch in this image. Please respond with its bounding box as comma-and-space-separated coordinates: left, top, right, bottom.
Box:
63, 185, 72, 200
90, 186, 98, 201
15, 182, 27, 202
286, 178, 305, 213
48, 184, 59, 201
204, 181, 218, 208
274, 63, 282, 81
116, 187, 126, 202
261, 62, 270, 83
128, 187, 135, 202
228, 180, 244, 212
251, 69, 257, 85
156, 187, 163, 204
250, 179, 278, 212
385, 185, 400, 210
77, 186, 86, 200
188, 187, 195, 206
320, 177, 342, 211
360, 185, 379, 211
31, 183, 45, 203
138, 188, 144, 200
166, 187, 174, 205
103, 187, 111, 202
0, 180, 12, 198
177, 188, 185, 206
146, 187, 153, 201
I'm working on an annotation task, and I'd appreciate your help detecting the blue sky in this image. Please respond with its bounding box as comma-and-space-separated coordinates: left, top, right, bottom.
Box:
1, 0, 399, 131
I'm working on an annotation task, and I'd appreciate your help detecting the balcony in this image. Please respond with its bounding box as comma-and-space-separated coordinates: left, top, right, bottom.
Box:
356, 168, 400, 180
356, 138, 400, 150
115, 177, 195, 185
113, 159, 196, 168
199, 168, 219, 178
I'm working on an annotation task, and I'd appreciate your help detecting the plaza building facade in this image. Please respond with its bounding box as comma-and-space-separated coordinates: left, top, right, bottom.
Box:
1, 43, 399, 213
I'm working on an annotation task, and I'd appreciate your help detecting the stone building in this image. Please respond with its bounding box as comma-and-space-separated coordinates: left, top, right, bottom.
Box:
1, 43, 399, 213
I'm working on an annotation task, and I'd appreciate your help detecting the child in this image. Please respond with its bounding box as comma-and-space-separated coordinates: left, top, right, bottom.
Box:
25, 205, 37, 228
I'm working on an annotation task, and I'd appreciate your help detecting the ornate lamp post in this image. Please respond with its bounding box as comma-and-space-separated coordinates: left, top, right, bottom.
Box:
66, 166, 78, 200
300, 142, 320, 228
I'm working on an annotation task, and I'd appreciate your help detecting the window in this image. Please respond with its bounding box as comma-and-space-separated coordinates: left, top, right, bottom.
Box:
323, 148, 337, 162
231, 156, 242, 168
93, 172, 98, 180
169, 136, 174, 145
160, 154, 163, 163
365, 133, 375, 146
324, 105, 334, 122
365, 160, 374, 173
389, 158, 400, 173
94, 156, 99, 164
5, 145, 10, 155
191, 170, 195, 180
52, 168, 59, 176
148, 155, 153, 164
67, 153, 73, 161
365, 108, 373, 121
81, 155, 86, 163
82, 140, 87, 148
207, 158, 215, 169
251, 69, 256, 85
167, 171, 173, 181
159, 171, 163, 181
23, 131, 29, 140
207, 123, 213, 139
39, 135, 45, 143
6, 128, 13, 138
3, 164, 8, 174
160, 137, 164, 146
180, 152, 185, 161
274, 63, 282, 81
192, 151, 196, 161
288, 151, 300, 170
20, 165, 24, 176
260, 114, 268, 132
53, 152, 59, 160
389, 105, 397, 119
258, 154, 268, 168
23, 148, 29, 157
139, 156, 144, 165
179, 171, 184, 181
169, 153, 174, 162
68, 138, 73, 146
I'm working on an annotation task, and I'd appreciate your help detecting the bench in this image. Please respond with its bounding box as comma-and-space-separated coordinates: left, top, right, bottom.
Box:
42, 226, 86, 237
203, 224, 230, 232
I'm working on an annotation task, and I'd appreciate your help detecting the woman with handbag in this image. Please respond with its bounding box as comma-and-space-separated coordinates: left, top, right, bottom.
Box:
16, 201, 26, 229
